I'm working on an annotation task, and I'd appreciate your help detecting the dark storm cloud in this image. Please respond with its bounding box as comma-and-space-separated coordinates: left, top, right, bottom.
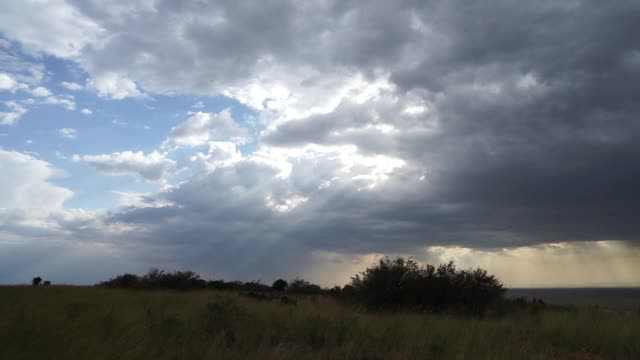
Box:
260, 0, 640, 243
95, 1, 640, 276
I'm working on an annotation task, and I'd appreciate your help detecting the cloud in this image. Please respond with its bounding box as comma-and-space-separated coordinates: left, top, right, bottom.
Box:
87, 72, 146, 100
0, 48, 46, 86
419, 241, 640, 288
30, 86, 51, 97
164, 109, 248, 147
57, 128, 77, 139
61, 81, 83, 91
103, 146, 412, 274
0, 73, 18, 92
44, 95, 76, 110
95, 0, 640, 281
0, 150, 73, 210
111, 191, 173, 209
0, 101, 27, 125
80, 108, 92, 115
0, 0, 104, 58
0, 1, 639, 284
190, 141, 242, 170
73, 150, 178, 182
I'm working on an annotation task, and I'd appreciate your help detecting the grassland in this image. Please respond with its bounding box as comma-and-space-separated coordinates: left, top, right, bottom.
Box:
1, 286, 638, 359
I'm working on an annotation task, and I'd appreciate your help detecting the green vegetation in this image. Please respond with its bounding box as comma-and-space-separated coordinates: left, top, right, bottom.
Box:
97, 258, 506, 315
1, 285, 638, 359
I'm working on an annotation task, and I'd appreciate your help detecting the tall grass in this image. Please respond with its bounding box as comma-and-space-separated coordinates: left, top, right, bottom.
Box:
1, 286, 638, 359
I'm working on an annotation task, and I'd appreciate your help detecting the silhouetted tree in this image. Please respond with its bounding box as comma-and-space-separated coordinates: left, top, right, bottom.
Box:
43, 281, 51, 286
272, 279, 288, 292
328, 285, 342, 296
32, 277, 42, 286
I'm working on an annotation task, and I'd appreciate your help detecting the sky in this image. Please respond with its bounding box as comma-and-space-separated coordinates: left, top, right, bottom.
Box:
1, 0, 639, 287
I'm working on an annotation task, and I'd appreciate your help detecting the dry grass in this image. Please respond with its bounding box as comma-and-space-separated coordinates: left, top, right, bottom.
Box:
0, 286, 638, 359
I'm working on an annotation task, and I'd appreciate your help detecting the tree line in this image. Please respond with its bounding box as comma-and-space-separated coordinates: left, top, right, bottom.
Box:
96, 257, 508, 314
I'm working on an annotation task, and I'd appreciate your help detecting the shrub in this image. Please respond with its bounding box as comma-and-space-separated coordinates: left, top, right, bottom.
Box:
32, 277, 42, 286
98, 270, 206, 290
348, 257, 505, 314
99, 273, 140, 288
240, 281, 272, 293
272, 279, 288, 292
287, 278, 322, 294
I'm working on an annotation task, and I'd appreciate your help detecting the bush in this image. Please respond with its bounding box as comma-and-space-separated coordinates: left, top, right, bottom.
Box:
348, 257, 505, 314
100, 273, 140, 288
272, 279, 288, 292
239, 281, 272, 293
287, 278, 322, 294
98, 269, 206, 290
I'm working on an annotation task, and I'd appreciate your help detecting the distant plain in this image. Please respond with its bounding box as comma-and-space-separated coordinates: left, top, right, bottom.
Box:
507, 288, 640, 311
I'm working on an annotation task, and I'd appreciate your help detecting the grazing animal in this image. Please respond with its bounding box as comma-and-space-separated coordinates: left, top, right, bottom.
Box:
32, 277, 42, 286
43, 281, 51, 286
280, 296, 297, 306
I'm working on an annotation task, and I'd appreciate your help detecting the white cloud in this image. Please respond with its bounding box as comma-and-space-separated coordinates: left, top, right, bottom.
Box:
0, 0, 104, 58
61, 81, 83, 91
44, 95, 76, 110
87, 72, 146, 100
165, 109, 248, 147
0, 73, 18, 92
30, 86, 51, 97
58, 128, 77, 139
192, 101, 205, 109
112, 191, 173, 209
190, 141, 242, 170
80, 108, 93, 115
0, 101, 27, 125
0, 149, 73, 210
73, 150, 178, 182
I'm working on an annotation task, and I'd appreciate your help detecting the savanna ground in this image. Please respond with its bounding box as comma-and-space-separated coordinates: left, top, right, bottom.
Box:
1, 286, 638, 360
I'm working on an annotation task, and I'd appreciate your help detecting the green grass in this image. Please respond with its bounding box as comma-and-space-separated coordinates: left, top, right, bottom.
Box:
1, 286, 638, 359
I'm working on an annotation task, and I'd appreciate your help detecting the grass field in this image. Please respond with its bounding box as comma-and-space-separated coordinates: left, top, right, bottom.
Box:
1, 286, 638, 359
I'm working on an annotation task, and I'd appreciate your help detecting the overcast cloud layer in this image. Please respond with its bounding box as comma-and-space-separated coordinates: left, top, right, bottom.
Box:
1, 0, 639, 285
